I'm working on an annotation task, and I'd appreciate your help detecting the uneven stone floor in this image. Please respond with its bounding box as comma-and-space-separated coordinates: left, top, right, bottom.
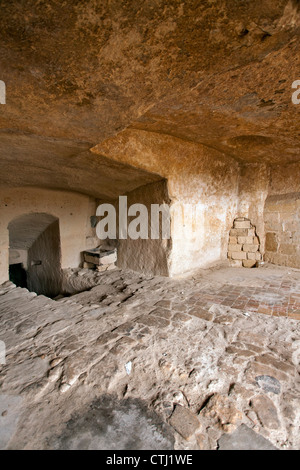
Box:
0, 264, 299, 450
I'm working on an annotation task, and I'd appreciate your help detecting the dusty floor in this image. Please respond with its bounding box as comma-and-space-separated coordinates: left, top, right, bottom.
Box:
0, 263, 299, 450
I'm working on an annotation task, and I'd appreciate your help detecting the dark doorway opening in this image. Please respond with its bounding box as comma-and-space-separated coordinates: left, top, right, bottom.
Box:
9, 263, 27, 289
8, 213, 62, 298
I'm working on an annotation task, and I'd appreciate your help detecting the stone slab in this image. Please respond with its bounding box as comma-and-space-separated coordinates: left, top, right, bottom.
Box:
168, 405, 200, 440
218, 424, 278, 450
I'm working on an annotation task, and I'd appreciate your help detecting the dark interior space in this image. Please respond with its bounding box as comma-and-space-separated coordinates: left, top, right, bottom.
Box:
8, 213, 62, 298
8, 263, 27, 289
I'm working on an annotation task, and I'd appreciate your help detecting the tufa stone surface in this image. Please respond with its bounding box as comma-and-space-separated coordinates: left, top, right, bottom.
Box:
168, 405, 200, 440
218, 424, 278, 450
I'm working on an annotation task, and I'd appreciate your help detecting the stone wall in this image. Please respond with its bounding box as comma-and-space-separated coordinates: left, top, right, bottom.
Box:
114, 180, 171, 276
9, 249, 28, 269
27, 220, 62, 297
228, 217, 262, 268
264, 193, 300, 269
93, 129, 240, 276
263, 162, 300, 269
269, 162, 300, 196
237, 163, 269, 254
1, 146, 297, 284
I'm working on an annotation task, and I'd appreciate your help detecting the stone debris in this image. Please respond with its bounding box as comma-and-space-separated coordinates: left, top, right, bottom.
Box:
250, 395, 280, 430
255, 375, 281, 395
168, 405, 200, 440
0, 264, 299, 450
199, 394, 243, 434
217, 424, 278, 450
83, 247, 117, 271
228, 218, 262, 268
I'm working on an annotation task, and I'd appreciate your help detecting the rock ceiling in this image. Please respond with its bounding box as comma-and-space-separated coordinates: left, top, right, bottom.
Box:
0, 0, 299, 197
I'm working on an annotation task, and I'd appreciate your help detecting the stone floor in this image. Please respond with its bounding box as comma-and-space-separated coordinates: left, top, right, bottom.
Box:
0, 263, 299, 450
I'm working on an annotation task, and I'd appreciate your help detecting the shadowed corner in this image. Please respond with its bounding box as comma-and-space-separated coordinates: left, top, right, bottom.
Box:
47, 395, 175, 451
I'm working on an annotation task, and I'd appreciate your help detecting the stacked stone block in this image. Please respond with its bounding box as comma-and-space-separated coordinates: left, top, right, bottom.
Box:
228, 218, 262, 268
83, 247, 117, 272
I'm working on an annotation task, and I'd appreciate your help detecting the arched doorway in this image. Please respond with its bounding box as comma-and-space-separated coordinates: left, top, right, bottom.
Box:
8, 213, 62, 297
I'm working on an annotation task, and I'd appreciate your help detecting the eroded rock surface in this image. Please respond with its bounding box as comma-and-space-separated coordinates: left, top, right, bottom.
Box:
1, 1, 300, 193
0, 264, 299, 450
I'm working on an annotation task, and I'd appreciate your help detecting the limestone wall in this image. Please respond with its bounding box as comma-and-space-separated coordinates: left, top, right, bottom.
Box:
27, 220, 62, 297
116, 180, 171, 276
263, 163, 300, 269
0, 141, 296, 283
0, 187, 97, 285
237, 163, 269, 254
93, 129, 240, 276
231, 162, 300, 270
264, 193, 300, 269
9, 249, 28, 268
269, 162, 300, 196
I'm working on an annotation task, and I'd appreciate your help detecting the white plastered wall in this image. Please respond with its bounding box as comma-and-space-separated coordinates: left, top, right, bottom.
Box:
0, 187, 97, 285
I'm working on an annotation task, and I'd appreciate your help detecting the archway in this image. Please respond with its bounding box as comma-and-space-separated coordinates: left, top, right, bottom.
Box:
8, 213, 62, 297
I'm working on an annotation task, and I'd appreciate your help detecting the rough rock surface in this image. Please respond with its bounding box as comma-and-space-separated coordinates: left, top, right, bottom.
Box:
217, 424, 278, 450
1, 1, 300, 195
0, 264, 299, 450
